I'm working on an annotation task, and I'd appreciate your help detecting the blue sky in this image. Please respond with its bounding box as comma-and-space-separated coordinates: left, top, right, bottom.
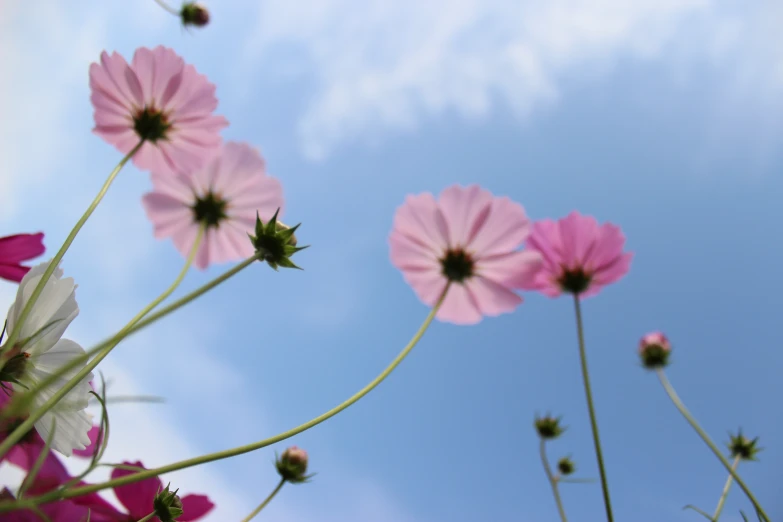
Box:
1, 1, 782, 521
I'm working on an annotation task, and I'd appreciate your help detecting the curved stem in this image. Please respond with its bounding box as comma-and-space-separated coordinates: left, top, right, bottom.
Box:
0, 224, 202, 461
712, 456, 741, 521
656, 370, 769, 522
539, 439, 568, 522
0, 141, 144, 360
2, 254, 261, 422
152, 0, 180, 16
572, 295, 614, 522
136, 513, 155, 522
3, 286, 449, 509
241, 478, 285, 522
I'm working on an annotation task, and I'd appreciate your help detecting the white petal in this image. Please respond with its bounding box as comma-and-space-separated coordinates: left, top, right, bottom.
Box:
35, 409, 93, 457
5, 260, 78, 355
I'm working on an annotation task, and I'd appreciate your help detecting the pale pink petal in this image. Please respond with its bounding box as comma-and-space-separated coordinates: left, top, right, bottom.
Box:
402, 267, 448, 308
558, 211, 599, 269
467, 197, 531, 257
437, 283, 482, 325
142, 193, 194, 239
389, 231, 441, 272
467, 277, 523, 317
437, 185, 492, 248
172, 225, 203, 269
392, 193, 449, 253
478, 250, 543, 289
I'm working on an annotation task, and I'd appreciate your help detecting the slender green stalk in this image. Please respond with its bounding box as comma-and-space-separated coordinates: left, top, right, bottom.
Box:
136, 513, 155, 522
572, 295, 614, 522
2, 286, 449, 510
712, 455, 741, 521
0, 141, 144, 361
152, 0, 179, 15
241, 478, 286, 521
0, 225, 203, 461
3, 254, 261, 421
656, 370, 769, 522
539, 439, 568, 522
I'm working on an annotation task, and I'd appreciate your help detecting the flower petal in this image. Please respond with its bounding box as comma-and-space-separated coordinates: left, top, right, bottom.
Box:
111, 461, 164, 518
179, 494, 216, 521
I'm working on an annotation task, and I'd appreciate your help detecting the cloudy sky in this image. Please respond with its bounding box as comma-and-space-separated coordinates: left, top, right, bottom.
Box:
2, 0, 783, 521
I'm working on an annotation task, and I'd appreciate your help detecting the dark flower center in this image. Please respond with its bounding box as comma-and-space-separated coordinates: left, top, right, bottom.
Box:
133, 106, 171, 142
558, 267, 592, 294
440, 249, 474, 283
191, 192, 228, 228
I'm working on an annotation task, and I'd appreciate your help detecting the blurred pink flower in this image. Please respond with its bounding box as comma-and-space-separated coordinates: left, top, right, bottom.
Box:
389, 184, 542, 325
90, 46, 228, 175
515, 211, 633, 298
142, 141, 284, 269
111, 461, 214, 521
0, 233, 44, 283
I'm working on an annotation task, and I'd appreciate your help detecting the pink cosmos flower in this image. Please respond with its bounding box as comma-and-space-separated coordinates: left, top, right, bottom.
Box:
514, 211, 633, 298
0, 233, 45, 283
90, 46, 228, 175
389, 184, 542, 325
111, 461, 214, 521
142, 141, 284, 270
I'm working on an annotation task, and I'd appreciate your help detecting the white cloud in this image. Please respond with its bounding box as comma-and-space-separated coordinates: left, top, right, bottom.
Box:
243, 0, 720, 160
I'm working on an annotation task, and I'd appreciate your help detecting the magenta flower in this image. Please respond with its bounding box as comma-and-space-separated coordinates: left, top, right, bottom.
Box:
111, 461, 214, 521
90, 46, 228, 175
142, 141, 284, 270
0, 233, 44, 283
515, 211, 633, 298
389, 184, 542, 325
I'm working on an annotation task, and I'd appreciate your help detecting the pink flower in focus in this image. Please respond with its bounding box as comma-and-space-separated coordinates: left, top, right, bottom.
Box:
142, 141, 284, 270
90, 46, 228, 175
111, 461, 214, 521
0, 233, 44, 283
389, 184, 542, 325
514, 211, 633, 298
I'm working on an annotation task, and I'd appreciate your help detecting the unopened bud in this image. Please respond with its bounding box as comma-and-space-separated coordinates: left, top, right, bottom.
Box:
557, 457, 576, 476
153, 483, 184, 522
534, 414, 566, 440
276, 446, 314, 484
727, 430, 763, 461
181, 3, 210, 27
639, 331, 671, 369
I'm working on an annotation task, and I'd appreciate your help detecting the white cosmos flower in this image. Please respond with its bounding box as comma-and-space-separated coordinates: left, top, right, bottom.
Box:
3, 260, 93, 456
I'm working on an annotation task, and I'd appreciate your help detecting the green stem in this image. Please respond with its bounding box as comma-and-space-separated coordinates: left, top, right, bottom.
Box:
539, 439, 568, 522
712, 456, 741, 521
241, 478, 285, 522
2, 254, 261, 422
3, 286, 449, 509
136, 513, 155, 522
152, 0, 179, 15
656, 370, 769, 522
0, 141, 144, 361
572, 295, 614, 522
0, 224, 202, 461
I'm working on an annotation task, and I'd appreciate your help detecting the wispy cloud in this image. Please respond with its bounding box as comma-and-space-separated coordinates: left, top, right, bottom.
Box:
243, 0, 720, 160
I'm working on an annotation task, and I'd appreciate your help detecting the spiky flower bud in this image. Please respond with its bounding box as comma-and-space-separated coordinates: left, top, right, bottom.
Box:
557, 456, 576, 476
248, 209, 308, 270
638, 331, 672, 369
276, 446, 315, 484
727, 430, 763, 461
534, 414, 566, 440
153, 483, 184, 522
181, 2, 210, 27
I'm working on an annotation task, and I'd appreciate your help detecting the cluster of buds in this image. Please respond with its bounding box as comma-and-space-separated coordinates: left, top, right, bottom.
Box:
276, 446, 315, 484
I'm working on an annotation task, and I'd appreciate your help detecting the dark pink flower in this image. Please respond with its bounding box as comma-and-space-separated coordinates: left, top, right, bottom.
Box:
111, 461, 214, 521
389, 184, 542, 325
90, 46, 228, 176
0, 233, 44, 283
514, 211, 633, 298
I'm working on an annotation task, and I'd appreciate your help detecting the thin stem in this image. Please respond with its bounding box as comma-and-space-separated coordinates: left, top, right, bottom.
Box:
712, 456, 741, 521
152, 0, 180, 15
0, 225, 203, 461
136, 513, 155, 522
539, 439, 568, 522
4, 286, 450, 509
572, 295, 614, 522
2, 254, 261, 422
241, 478, 285, 522
656, 369, 769, 522
0, 141, 144, 359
